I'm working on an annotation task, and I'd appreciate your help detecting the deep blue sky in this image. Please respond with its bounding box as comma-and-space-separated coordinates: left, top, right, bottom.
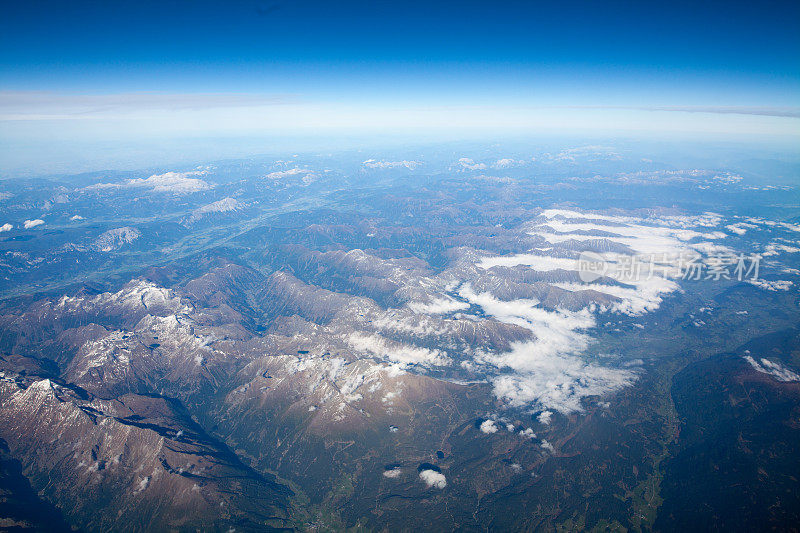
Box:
2, 0, 799, 101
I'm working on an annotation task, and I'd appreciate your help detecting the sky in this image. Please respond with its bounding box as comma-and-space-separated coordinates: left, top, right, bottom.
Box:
1, 0, 799, 174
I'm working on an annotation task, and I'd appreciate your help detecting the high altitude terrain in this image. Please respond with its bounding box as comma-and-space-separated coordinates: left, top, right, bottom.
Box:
0, 143, 798, 531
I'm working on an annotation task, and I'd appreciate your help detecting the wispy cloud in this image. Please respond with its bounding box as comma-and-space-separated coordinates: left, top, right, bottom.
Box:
383, 467, 402, 479
743, 355, 800, 382
0, 91, 299, 120
566, 105, 800, 119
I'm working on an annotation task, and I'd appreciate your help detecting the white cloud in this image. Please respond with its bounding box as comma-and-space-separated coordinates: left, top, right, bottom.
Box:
725, 222, 757, 235
459, 285, 596, 343
347, 332, 451, 367
763, 243, 800, 256
458, 285, 593, 363
779, 222, 800, 233
477, 253, 576, 272
534, 209, 724, 256
537, 411, 553, 425
458, 284, 635, 413
483, 343, 636, 413
743, 355, 800, 382
407, 297, 469, 315
479, 419, 498, 434
70, 215, 84, 221
419, 469, 447, 489
492, 158, 526, 169
746, 279, 793, 291
459, 207, 772, 412
540, 439, 554, 452
0, 223, 12, 232
23, 219, 44, 229
553, 278, 678, 316
383, 467, 403, 479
